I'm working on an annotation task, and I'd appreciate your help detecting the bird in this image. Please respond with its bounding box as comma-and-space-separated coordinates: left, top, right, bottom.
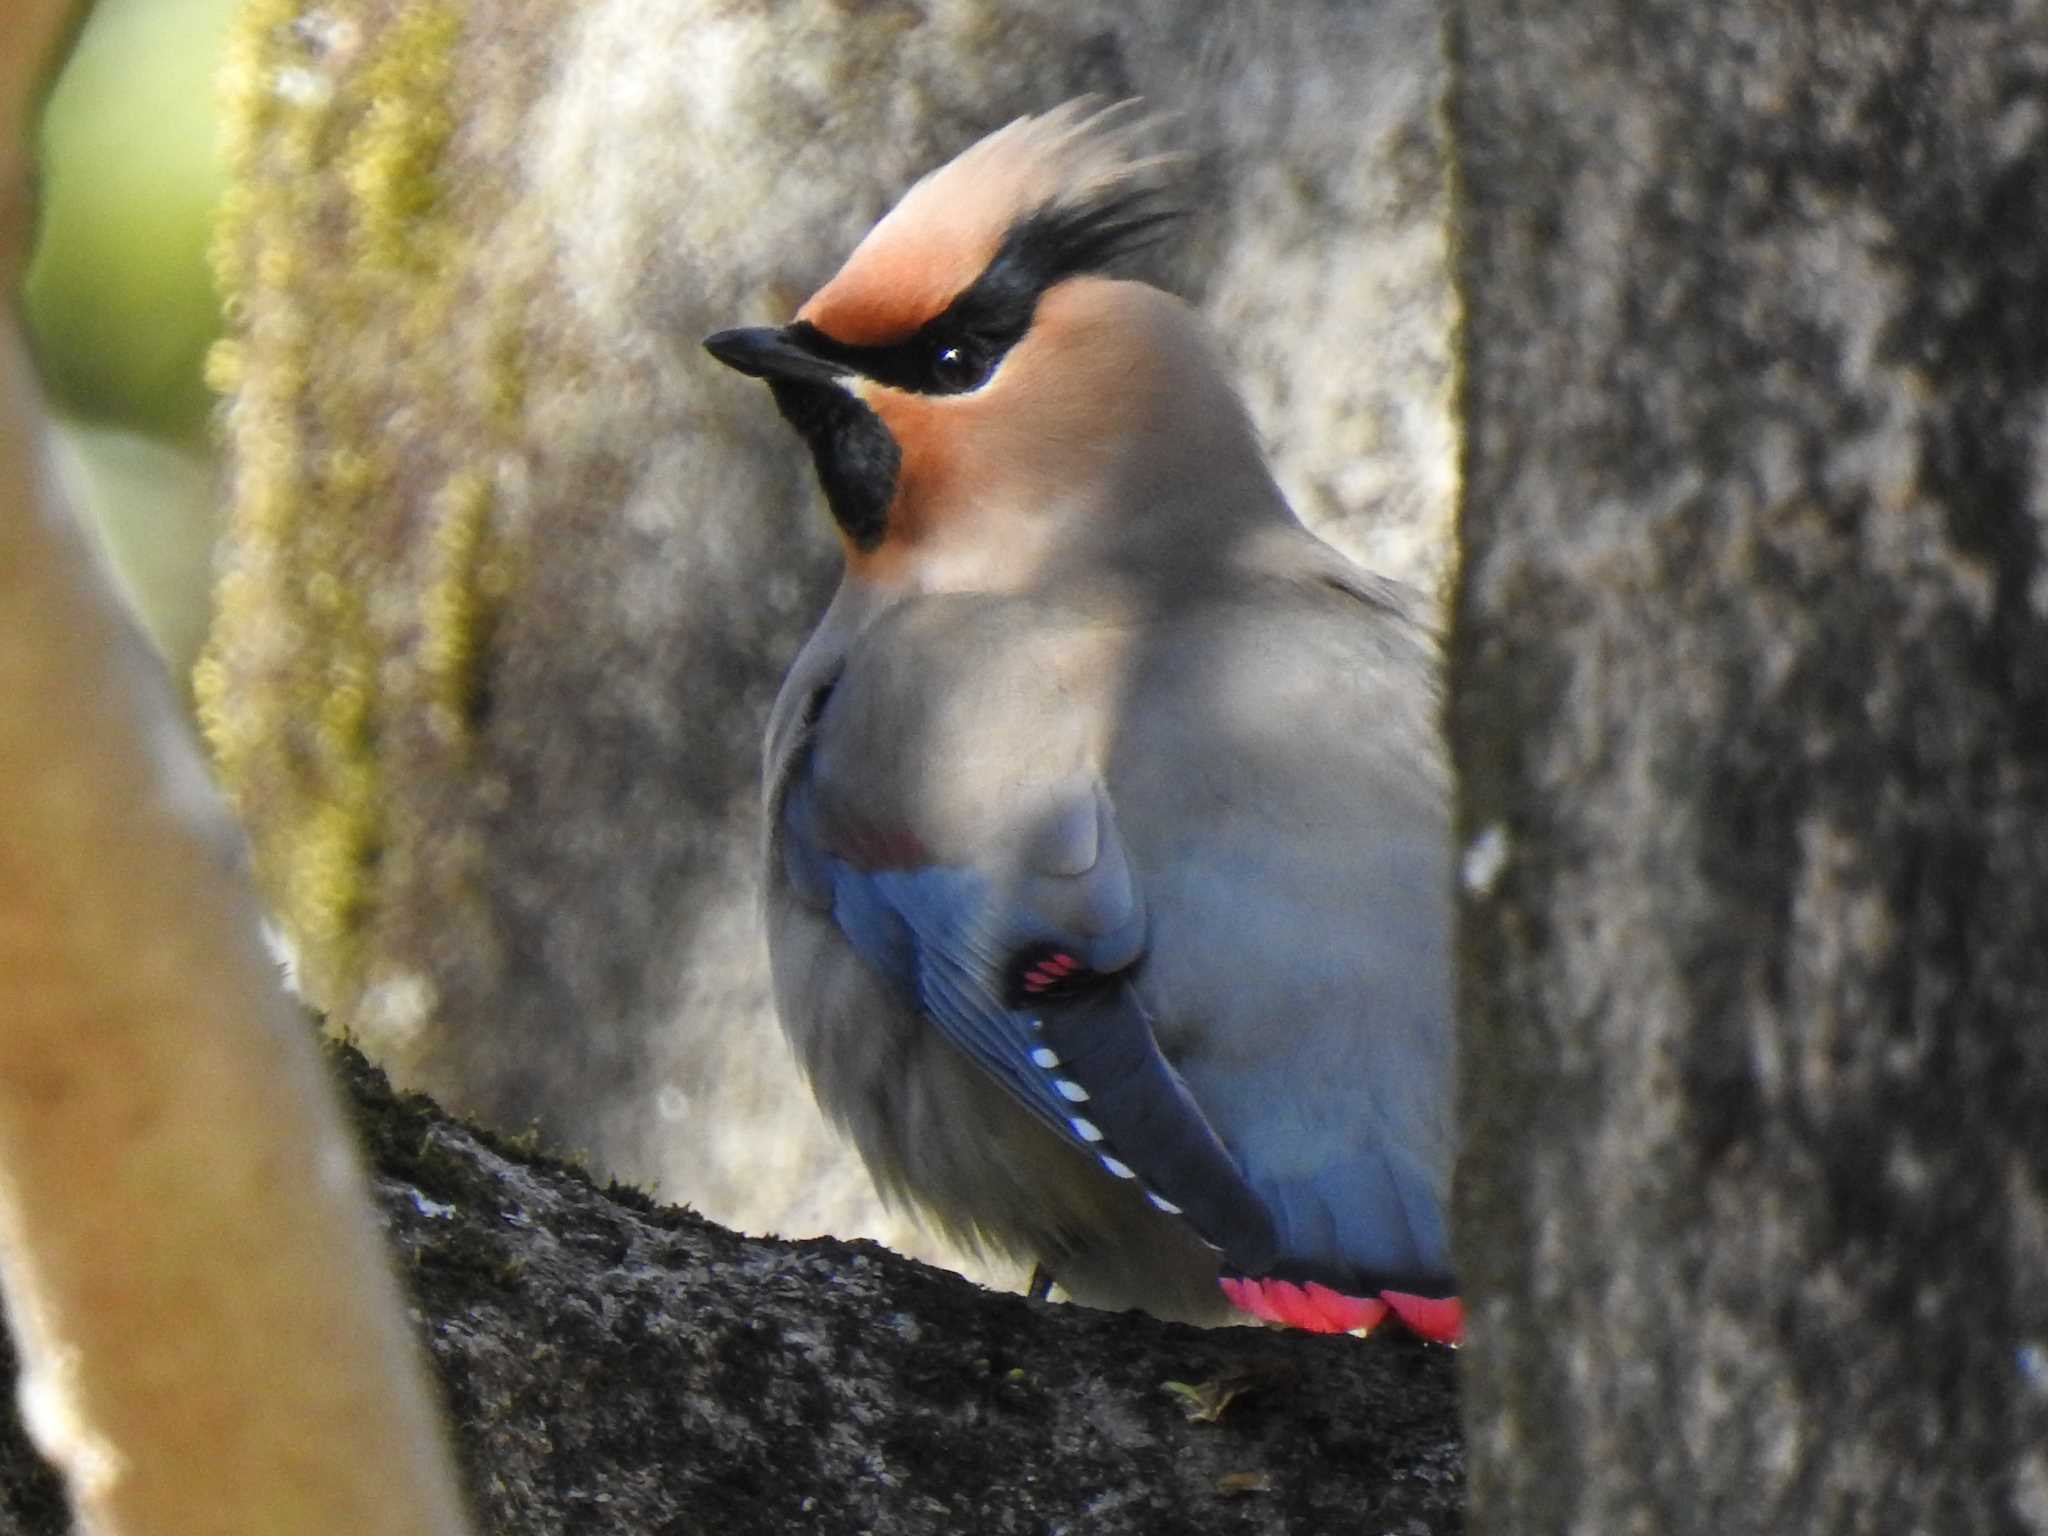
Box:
704, 100, 1459, 1343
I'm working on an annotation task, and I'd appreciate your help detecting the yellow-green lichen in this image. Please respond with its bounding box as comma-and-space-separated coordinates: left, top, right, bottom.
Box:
482, 314, 528, 432
202, 335, 244, 396
419, 468, 500, 745
200, 0, 534, 1021
339, 2, 461, 276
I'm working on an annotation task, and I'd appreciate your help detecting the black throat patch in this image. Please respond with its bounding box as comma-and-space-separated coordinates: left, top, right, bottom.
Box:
768, 378, 899, 552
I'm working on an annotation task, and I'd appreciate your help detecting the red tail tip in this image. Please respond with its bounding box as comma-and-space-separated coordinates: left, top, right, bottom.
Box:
1220, 1277, 1463, 1344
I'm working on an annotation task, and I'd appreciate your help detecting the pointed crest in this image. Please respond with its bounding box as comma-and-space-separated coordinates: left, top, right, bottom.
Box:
798, 99, 1182, 348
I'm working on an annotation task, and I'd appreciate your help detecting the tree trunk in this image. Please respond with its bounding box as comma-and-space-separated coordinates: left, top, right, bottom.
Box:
1450, 4, 2048, 1531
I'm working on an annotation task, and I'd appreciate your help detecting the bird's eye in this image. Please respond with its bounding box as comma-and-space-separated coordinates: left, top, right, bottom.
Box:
930, 341, 993, 394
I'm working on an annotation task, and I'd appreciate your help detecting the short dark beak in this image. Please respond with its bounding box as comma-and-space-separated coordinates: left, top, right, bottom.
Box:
703, 326, 847, 388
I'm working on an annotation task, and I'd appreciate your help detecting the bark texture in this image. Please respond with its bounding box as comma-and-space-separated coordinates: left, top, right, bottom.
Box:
1450, 4, 2048, 1532
0, 1044, 1465, 1536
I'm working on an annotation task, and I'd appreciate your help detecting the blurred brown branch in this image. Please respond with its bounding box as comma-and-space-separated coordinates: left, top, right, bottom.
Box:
0, 16, 474, 1527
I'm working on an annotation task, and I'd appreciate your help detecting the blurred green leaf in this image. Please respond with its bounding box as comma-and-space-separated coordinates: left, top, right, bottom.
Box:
23, 0, 237, 439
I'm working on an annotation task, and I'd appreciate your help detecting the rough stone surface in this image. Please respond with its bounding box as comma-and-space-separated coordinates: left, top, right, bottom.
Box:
0, 1044, 1464, 1535
1450, 4, 2048, 1531
197, 0, 1456, 1283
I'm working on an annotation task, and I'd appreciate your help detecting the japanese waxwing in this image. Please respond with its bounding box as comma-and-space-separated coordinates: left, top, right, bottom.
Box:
704, 100, 1458, 1341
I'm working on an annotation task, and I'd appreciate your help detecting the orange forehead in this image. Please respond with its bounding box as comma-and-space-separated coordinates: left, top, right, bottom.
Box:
795, 214, 1000, 347
792, 101, 1151, 348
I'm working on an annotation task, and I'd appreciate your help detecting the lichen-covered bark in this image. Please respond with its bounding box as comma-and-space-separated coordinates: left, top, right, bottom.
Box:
198, 0, 1456, 1273
0, 1044, 1465, 1536
1449, 4, 2048, 1531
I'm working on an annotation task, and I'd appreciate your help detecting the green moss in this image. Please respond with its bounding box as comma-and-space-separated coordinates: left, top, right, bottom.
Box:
483, 313, 529, 431
339, 3, 461, 275
420, 468, 504, 743
199, 0, 519, 1016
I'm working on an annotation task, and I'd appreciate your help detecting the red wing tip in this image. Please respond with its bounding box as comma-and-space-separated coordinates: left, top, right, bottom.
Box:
1220, 1277, 1463, 1344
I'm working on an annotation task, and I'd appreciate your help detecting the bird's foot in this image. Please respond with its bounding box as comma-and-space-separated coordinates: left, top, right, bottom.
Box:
1219, 1275, 1463, 1345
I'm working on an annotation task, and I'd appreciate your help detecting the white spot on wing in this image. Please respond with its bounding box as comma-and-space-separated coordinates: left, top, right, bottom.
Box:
1055, 1078, 1090, 1103
1069, 1116, 1104, 1143
1030, 1047, 1061, 1069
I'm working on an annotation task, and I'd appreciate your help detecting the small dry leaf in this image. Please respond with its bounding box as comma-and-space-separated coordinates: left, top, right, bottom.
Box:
1161, 1360, 1293, 1422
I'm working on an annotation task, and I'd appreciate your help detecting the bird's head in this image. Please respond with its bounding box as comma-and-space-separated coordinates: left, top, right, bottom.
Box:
706, 100, 1280, 591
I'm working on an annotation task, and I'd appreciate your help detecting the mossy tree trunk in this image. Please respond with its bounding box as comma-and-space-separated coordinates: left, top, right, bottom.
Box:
1450, 3, 2048, 1530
